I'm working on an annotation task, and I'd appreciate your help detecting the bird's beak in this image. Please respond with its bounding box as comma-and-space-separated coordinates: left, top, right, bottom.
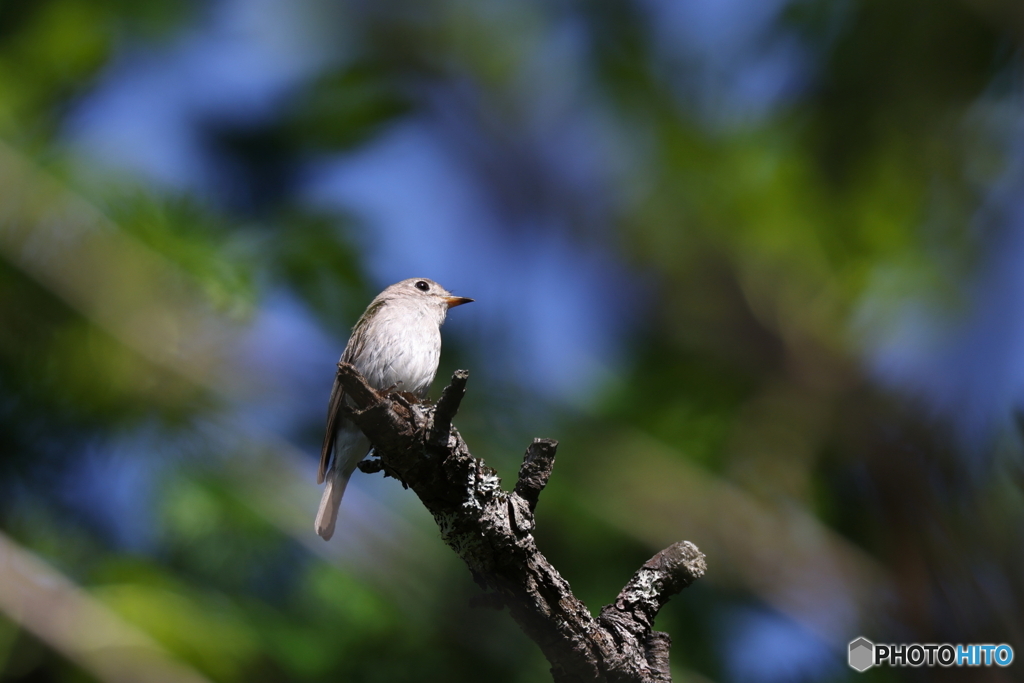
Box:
445, 296, 474, 308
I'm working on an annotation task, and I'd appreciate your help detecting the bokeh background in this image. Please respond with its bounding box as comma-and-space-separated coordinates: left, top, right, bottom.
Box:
1, 0, 1023, 681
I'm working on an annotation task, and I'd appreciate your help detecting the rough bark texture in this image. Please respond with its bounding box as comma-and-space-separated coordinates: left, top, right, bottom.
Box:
339, 363, 707, 682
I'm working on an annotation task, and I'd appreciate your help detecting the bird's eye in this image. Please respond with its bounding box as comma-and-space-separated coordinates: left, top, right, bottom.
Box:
415, 280, 430, 292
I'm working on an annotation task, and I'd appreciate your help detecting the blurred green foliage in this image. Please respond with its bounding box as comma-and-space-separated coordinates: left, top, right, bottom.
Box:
1, 1, 1023, 682
0, 0, 192, 143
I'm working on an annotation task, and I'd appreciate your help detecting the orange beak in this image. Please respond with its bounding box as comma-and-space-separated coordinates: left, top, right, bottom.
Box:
445, 296, 474, 308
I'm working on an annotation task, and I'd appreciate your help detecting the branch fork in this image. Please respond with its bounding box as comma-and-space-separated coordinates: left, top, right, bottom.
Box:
333, 362, 706, 683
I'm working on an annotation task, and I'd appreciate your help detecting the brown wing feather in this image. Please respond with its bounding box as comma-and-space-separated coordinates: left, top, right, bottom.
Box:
317, 301, 380, 484
317, 376, 347, 484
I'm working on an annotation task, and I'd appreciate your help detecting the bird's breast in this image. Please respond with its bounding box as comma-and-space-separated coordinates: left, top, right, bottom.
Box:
352, 311, 442, 398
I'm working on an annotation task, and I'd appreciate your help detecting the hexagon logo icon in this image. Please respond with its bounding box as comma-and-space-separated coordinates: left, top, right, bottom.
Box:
848, 637, 874, 672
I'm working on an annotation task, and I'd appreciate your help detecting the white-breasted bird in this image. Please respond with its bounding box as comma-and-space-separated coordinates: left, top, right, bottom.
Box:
315, 278, 473, 540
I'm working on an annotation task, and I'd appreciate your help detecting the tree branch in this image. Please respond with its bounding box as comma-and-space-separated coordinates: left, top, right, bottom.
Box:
430, 368, 468, 446
514, 438, 557, 513
334, 363, 707, 682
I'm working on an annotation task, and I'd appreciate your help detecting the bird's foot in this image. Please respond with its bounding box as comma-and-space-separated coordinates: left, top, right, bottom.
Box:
357, 450, 384, 474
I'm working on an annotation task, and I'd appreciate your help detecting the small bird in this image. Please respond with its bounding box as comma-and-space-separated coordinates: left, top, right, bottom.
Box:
315, 278, 473, 540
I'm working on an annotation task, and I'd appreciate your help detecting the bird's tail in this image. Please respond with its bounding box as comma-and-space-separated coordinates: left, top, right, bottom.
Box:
315, 465, 353, 541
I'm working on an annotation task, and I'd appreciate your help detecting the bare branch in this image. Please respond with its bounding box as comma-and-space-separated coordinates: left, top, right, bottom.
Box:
336, 362, 379, 408
600, 541, 707, 639
514, 438, 558, 513
430, 369, 469, 446
340, 367, 706, 682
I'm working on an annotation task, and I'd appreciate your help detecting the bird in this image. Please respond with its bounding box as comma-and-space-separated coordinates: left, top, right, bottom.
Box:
315, 278, 473, 540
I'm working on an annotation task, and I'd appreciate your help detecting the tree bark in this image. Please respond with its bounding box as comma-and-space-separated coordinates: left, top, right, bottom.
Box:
339, 363, 706, 682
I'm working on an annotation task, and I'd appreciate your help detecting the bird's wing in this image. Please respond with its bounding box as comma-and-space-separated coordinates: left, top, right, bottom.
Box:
318, 373, 347, 484
318, 304, 381, 484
